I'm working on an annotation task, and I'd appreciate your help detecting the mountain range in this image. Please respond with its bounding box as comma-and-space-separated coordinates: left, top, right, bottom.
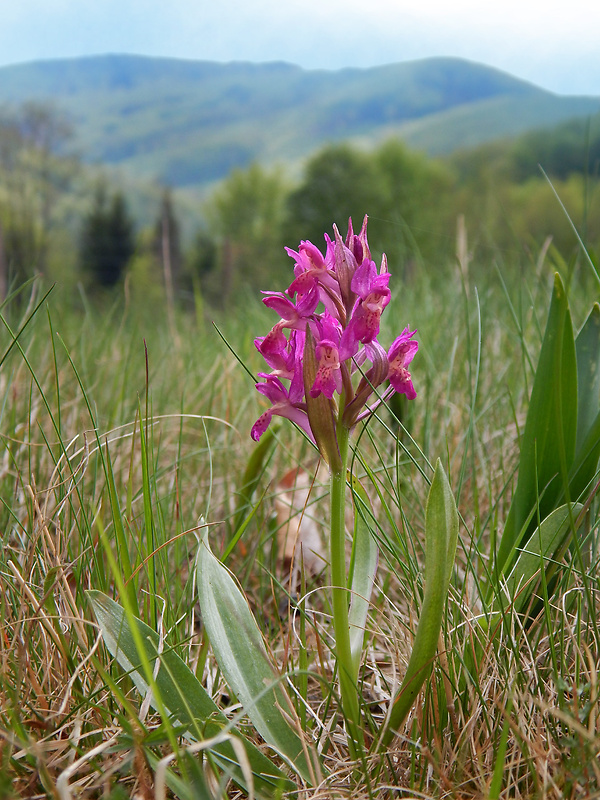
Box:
0, 54, 598, 190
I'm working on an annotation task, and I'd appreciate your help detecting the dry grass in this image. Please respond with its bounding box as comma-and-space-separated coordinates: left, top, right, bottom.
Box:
1, 263, 599, 798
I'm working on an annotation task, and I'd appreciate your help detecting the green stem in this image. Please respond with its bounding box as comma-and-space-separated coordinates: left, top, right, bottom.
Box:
330, 424, 363, 756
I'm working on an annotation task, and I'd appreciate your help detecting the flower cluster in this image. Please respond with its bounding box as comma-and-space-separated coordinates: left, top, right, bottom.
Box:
252, 217, 418, 467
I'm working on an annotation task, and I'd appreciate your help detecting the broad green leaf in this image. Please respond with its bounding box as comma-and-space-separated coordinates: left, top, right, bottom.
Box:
569, 304, 600, 502
575, 303, 600, 450
569, 408, 600, 503
382, 459, 458, 742
196, 535, 315, 784
497, 273, 578, 574
348, 475, 378, 678
502, 503, 583, 613
88, 590, 294, 797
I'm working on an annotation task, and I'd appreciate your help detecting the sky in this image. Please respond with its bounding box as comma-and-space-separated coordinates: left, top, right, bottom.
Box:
0, 0, 598, 96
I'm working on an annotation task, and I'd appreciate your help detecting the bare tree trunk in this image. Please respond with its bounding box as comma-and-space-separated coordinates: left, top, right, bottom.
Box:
221, 238, 233, 307
161, 210, 175, 314
0, 221, 7, 302
161, 207, 180, 346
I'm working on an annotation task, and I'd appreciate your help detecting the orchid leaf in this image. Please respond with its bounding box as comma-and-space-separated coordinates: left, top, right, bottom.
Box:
569, 303, 600, 501
569, 408, 600, 503
575, 303, 600, 451
88, 590, 294, 797
502, 503, 583, 614
196, 534, 315, 784
348, 474, 379, 678
497, 273, 578, 574
382, 459, 458, 742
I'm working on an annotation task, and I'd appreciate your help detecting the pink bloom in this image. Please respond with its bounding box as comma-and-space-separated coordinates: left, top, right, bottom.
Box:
342, 339, 390, 427
262, 284, 319, 327
338, 254, 391, 359
345, 215, 371, 268
350, 257, 389, 300
255, 325, 288, 369
251, 374, 313, 442
255, 327, 304, 381
339, 287, 391, 359
315, 309, 342, 343
251, 218, 418, 451
308, 313, 344, 399
310, 340, 342, 399
387, 329, 419, 399
286, 239, 337, 299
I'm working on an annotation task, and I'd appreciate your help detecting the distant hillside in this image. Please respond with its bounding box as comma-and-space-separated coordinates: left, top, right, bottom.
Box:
0, 54, 598, 189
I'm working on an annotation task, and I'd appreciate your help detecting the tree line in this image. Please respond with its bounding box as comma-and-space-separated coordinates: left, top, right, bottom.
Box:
1, 102, 598, 308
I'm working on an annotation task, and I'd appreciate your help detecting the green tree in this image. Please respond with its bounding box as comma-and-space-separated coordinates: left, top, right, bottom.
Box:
285, 140, 454, 272
511, 114, 600, 181
79, 185, 135, 288
205, 162, 288, 304
372, 139, 454, 267
285, 144, 382, 247
187, 229, 217, 281
0, 102, 76, 296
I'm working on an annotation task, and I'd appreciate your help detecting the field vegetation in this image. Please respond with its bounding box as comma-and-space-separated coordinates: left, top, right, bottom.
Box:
0, 98, 599, 798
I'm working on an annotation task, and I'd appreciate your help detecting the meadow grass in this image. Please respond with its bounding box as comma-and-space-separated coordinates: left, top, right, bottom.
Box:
0, 240, 599, 799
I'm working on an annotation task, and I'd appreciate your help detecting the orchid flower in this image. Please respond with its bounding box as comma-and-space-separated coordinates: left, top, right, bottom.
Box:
252, 216, 418, 453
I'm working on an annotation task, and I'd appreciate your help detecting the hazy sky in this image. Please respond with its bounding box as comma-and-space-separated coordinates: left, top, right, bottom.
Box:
1, 0, 598, 95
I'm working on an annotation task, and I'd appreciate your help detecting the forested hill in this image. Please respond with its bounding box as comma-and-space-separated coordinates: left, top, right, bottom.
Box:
0, 54, 598, 188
